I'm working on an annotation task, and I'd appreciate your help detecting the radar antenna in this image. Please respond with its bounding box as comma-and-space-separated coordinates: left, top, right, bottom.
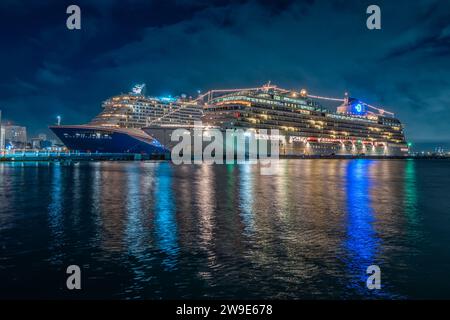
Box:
132, 83, 146, 95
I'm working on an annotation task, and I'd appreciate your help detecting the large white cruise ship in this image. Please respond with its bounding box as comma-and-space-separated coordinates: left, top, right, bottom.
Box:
144, 84, 410, 157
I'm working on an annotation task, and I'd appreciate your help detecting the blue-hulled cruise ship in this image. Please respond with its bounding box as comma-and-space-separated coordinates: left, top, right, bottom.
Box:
50, 84, 203, 154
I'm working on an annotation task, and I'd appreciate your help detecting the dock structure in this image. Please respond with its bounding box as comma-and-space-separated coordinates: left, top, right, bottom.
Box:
0, 151, 165, 162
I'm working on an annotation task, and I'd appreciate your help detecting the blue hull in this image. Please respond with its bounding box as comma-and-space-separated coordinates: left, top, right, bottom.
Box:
50, 126, 166, 154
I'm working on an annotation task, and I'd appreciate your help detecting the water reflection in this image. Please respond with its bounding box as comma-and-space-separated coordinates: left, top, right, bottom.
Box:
90, 162, 102, 248
274, 160, 289, 220
97, 163, 128, 252
71, 164, 81, 226
404, 160, 419, 229
48, 163, 65, 264
195, 164, 216, 282
0, 164, 12, 230
1, 160, 447, 299
125, 164, 145, 254
154, 163, 178, 271
239, 163, 255, 235
196, 164, 215, 249
344, 160, 379, 295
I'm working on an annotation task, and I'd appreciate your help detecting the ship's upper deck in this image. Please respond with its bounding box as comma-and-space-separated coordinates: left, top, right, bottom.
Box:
202, 84, 398, 124
89, 84, 201, 129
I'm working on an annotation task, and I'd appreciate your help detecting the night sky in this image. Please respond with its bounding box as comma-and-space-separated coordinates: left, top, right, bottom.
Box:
0, 0, 449, 142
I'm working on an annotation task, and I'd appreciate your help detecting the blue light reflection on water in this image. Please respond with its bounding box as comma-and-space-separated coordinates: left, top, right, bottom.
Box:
153, 163, 179, 271
344, 160, 382, 296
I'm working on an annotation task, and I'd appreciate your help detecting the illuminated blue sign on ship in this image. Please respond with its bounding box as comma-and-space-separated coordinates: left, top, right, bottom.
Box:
352, 101, 366, 115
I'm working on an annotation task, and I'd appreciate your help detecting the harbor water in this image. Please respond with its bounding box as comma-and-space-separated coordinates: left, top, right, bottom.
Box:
1, 159, 450, 299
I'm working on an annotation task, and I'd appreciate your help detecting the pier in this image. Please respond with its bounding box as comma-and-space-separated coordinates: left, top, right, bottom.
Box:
1, 150, 448, 162
0, 151, 166, 162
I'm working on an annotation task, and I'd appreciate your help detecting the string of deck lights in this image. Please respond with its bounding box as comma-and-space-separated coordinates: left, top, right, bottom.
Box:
148, 84, 280, 125
305, 94, 345, 102
198, 85, 393, 116
147, 83, 394, 125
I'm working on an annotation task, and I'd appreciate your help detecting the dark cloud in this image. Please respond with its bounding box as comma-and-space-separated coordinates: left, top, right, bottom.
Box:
0, 0, 449, 141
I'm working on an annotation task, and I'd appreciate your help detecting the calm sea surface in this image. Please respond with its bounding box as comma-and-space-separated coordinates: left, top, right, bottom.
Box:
1, 159, 450, 299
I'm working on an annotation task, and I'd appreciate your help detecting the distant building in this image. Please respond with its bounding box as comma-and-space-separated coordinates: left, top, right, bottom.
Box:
0, 127, 4, 150
5, 125, 27, 145
31, 138, 42, 149
31, 134, 53, 150
40, 140, 53, 149
0, 110, 4, 150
